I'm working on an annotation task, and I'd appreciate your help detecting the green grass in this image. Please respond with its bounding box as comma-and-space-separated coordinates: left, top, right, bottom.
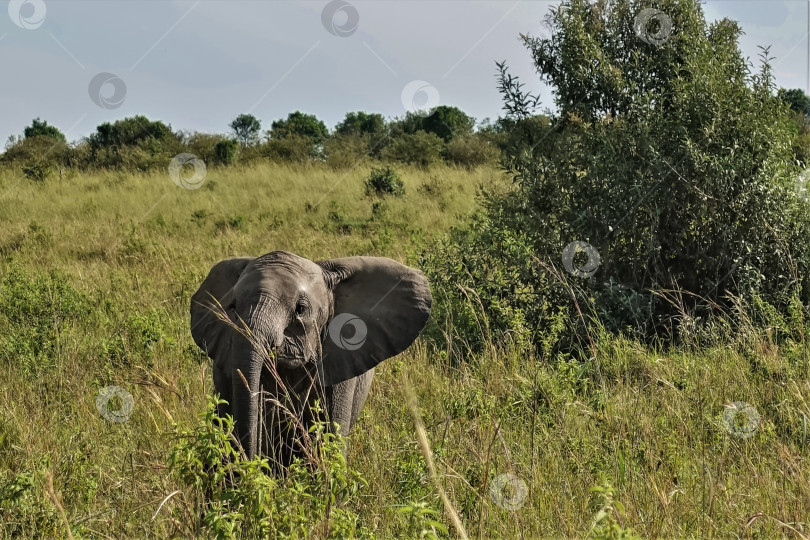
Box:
0, 162, 808, 538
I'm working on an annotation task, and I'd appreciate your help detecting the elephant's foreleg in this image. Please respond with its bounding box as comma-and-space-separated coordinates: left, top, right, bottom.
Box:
326, 368, 375, 437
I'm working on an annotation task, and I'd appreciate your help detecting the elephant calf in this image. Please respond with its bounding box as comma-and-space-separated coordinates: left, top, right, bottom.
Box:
190, 250, 432, 468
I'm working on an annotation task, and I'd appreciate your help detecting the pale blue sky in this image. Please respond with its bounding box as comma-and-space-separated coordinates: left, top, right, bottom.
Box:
1, 0, 809, 145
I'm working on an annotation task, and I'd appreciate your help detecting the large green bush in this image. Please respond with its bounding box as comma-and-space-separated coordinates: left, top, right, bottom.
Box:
424, 0, 810, 355
260, 135, 318, 164
179, 132, 228, 165
381, 131, 444, 168
87, 116, 176, 152
0, 265, 91, 371
1, 136, 70, 180
82, 116, 181, 171
213, 138, 240, 165
324, 133, 372, 169
365, 165, 405, 197
421, 105, 475, 142
443, 134, 500, 170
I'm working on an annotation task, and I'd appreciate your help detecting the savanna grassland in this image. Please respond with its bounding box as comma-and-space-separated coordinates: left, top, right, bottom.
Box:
0, 160, 809, 539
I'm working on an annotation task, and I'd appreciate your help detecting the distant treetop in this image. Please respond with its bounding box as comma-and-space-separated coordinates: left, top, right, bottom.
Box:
269, 111, 328, 143
230, 114, 262, 147
24, 118, 66, 142
778, 88, 810, 116
335, 111, 386, 136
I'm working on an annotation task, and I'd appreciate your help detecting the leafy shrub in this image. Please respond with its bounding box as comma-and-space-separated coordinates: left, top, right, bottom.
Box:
0, 469, 62, 537
260, 135, 318, 164
169, 397, 369, 539
494, 114, 554, 158
23, 162, 55, 182
426, 0, 810, 354
365, 165, 405, 197
0, 266, 91, 371
108, 309, 167, 367
421, 105, 475, 142
106, 145, 167, 172
421, 209, 574, 361
1, 136, 69, 179
191, 209, 210, 225
87, 115, 177, 152
416, 175, 449, 198
215, 214, 249, 232
213, 138, 240, 165
381, 131, 444, 168
395, 501, 447, 540
589, 481, 640, 540
443, 135, 500, 169
181, 132, 227, 164
84, 116, 182, 171
324, 134, 371, 169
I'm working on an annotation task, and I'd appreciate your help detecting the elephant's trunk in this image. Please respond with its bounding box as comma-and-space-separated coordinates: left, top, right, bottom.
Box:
231, 339, 263, 459
232, 295, 279, 460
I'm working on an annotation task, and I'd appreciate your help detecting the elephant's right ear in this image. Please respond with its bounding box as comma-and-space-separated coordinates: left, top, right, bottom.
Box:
190, 257, 254, 361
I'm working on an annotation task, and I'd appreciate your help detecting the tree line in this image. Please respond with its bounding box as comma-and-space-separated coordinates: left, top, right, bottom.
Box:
0, 106, 521, 180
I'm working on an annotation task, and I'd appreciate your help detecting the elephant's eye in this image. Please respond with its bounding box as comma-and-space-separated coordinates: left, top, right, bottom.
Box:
294, 297, 309, 317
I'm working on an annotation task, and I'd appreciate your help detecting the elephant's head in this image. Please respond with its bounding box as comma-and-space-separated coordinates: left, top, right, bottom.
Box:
190, 251, 432, 459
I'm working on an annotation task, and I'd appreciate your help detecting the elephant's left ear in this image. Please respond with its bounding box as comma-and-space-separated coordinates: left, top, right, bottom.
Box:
316, 256, 432, 386
190, 257, 254, 362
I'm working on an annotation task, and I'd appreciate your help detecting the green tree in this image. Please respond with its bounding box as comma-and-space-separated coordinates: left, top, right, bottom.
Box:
425, 0, 810, 352
381, 131, 444, 168
230, 114, 262, 147
331, 111, 389, 161
443, 134, 500, 169
213, 139, 240, 165
87, 116, 175, 150
387, 113, 424, 138
778, 88, 810, 115
23, 118, 66, 142
334, 111, 386, 136
268, 111, 328, 143
421, 105, 475, 142
387, 106, 474, 144
182, 132, 227, 164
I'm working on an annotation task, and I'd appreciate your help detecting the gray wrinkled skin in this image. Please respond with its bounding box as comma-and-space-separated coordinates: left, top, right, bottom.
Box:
190, 251, 432, 469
